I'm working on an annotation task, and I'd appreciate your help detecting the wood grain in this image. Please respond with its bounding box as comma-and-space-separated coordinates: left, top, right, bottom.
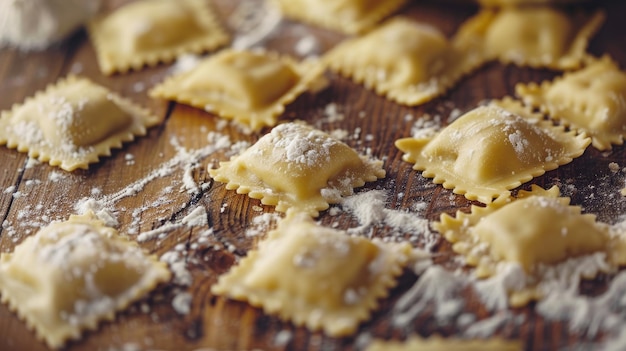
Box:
1, 1, 626, 350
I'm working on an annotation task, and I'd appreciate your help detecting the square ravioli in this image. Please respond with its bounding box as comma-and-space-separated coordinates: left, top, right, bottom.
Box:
395, 101, 590, 204
366, 335, 521, 351
324, 17, 485, 106
209, 122, 385, 216
464, 7, 604, 69
270, 0, 406, 34
211, 212, 412, 336
516, 57, 626, 150
0, 76, 161, 171
150, 49, 325, 131
0, 211, 171, 349
88, 0, 229, 75
434, 185, 626, 307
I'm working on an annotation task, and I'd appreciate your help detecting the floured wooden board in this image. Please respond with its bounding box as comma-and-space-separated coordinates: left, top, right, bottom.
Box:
0, 0, 626, 351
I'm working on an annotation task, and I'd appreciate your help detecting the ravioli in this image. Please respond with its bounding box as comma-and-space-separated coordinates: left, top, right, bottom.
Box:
209, 122, 385, 216
395, 102, 590, 204
517, 57, 626, 150
434, 185, 626, 306
150, 50, 325, 131
88, 0, 229, 75
324, 17, 485, 106
270, 0, 406, 34
211, 212, 412, 336
0, 212, 171, 349
366, 335, 521, 351
464, 7, 604, 69
0, 76, 161, 171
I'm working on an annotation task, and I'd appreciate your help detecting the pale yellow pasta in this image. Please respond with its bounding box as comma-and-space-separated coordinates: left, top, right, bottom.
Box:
434, 185, 626, 307
270, 0, 406, 34
212, 212, 412, 336
366, 335, 522, 351
150, 50, 325, 131
0, 212, 171, 349
324, 17, 485, 106
395, 101, 590, 204
0, 76, 161, 171
517, 57, 626, 150
88, 0, 228, 75
209, 122, 385, 217
462, 7, 604, 69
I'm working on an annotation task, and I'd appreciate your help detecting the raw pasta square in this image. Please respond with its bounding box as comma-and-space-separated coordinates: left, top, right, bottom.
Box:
324, 17, 485, 106
434, 185, 626, 306
0, 212, 171, 349
212, 212, 412, 336
150, 49, 325, 131
516, 56, 626, 150
209, 122, 385, 217
463, 7, 604, 69
88, 0, 229, 75
270, 0, 407, 34
0, 75, 162, 171
395, 100, 590, 204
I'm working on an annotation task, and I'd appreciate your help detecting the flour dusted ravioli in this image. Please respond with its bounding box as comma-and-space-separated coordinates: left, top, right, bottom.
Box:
88, 0, 228, 75
212, 213, 412, 336
465, 7, 604, 69
0, 212, 171, 348
209, 122, 385, 216
366, 335, 521, 351
395, 102, 590, 204
517, 57, 626, 150
324, 17, 484, 106
151, 50, 324, 131
434, 185, 626, 306
270, 0, 406, 34
0, 76, 161, 171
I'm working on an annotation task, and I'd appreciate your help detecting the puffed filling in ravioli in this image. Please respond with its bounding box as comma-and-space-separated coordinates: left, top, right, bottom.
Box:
270, 0, 407, 34
462, 7, 604, 69
150, 50, 325, 131
0, 75, 161, 171
0, 212, 171, 349
324, 17, 485, 106
434, 185, 626, 307
209, 122, 385, 217
516, 56, 626, 150
211, 212, 412, 336
395, 101, 590, 204
88, 0, 229, 74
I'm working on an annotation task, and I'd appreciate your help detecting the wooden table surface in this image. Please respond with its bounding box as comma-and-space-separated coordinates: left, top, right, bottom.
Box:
1, 0, 626, 350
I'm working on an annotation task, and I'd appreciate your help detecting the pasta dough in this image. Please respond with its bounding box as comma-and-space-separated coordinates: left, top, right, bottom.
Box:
150, 50, 324, 131
88, 0, 228, 75
209, 122, 385, 216
211, 212, 412, 336
366, 335, 521, 351
463, 7, 604, 69
395, 101, 590, 204
516, 57, 626, 150
0, 76, 161, 171
270, 0, 406, 34
434, 185, 626, 306
0, 212, 171, 349
324, 17, 485, 106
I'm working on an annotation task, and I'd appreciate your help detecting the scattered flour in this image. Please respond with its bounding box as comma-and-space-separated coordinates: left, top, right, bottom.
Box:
171, 291, 193, 315
0, 0, 101, 50
341, 190, 437, 249
229, 0, 282, 50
